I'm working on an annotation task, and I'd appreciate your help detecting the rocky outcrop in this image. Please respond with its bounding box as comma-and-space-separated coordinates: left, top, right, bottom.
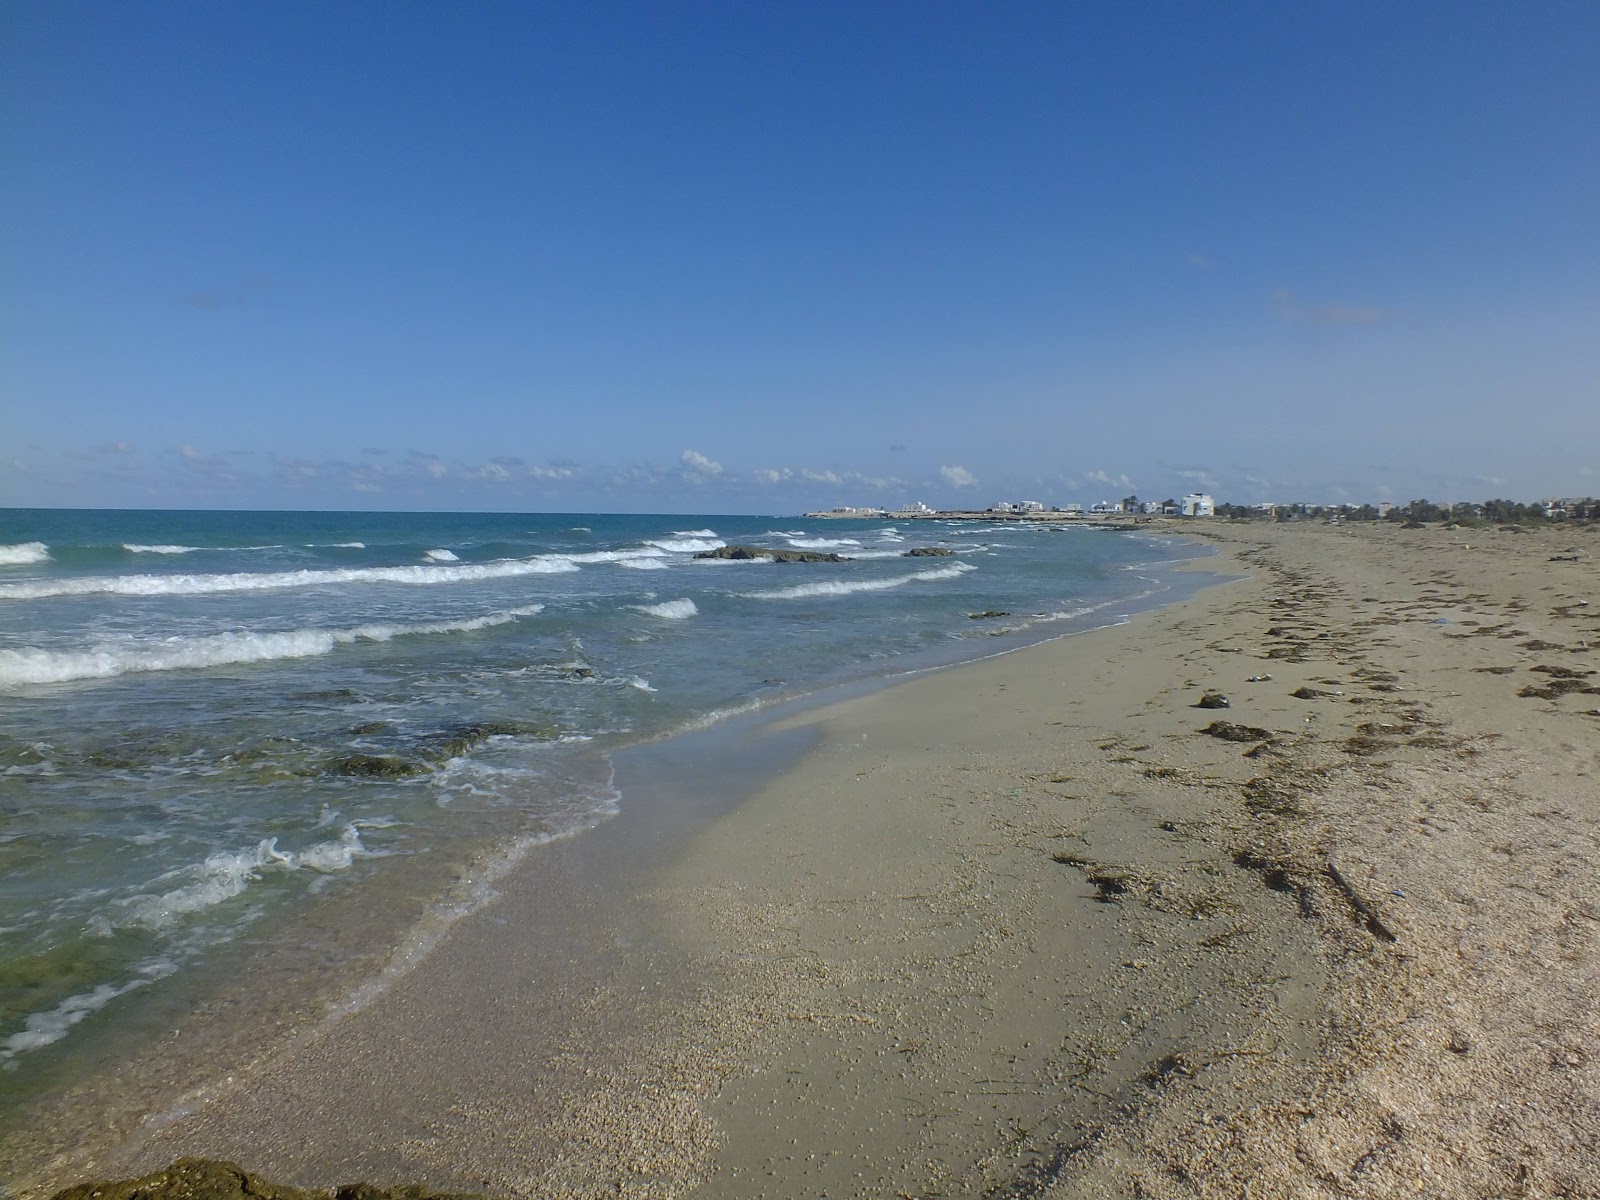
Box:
901, 547, 954, 557
694, 545, 849, 563
48, 1158, 484, 1200
968, 610, 1011, 620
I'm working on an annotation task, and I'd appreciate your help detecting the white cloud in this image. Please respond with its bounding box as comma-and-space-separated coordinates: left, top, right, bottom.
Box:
753, 467, 788, 485
1086, 469, 1134, 490
939, 464, 978, 488
466, 463, 511, 482
1176, 469, 1218, 487
681, 449, 723, 477
800, 468, 843, 485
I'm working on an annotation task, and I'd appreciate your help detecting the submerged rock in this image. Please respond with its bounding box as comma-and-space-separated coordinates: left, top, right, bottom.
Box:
694, 545, 849, 563
968, 610, 1011, 620
902, 547, 954, 557
49, 1157, 484, 1200
327, 754, 429, 778
416, 720, 555, 764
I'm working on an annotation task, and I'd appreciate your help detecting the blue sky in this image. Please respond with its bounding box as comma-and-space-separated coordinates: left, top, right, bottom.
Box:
4, 1, 1597, 513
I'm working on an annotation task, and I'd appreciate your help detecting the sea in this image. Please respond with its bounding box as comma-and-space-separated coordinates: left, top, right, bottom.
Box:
0, 508, 1211, 1117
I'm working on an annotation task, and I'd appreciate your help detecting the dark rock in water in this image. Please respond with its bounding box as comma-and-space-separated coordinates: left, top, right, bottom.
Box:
694, 545, 849, 563
49, 1157, 484, 1200
1194, 691, 1230, 709
350, 721, 390, 735
328, 753, 428, 778
968, 610, 1011, 619
1199, 720, 1272, 743
902, 547, 954, 557
417, 721, 554, 763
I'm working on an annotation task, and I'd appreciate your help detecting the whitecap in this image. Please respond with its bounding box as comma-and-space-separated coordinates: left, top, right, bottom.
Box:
423, 548, 459, 562
633, 598, 698, 620
0, 542, 50, 566
785, 537, 861, 549
123, 544, 200, 555
0, 557, 579, 601
643, 537, 724, 554
0, 604, 543, 687
740, 562, 975, 601
671, 528, 718, 538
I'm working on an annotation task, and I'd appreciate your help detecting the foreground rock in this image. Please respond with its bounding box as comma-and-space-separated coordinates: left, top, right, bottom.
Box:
902, 547, 954, 557
694, 545, 848, 562
49, 1158, 483, 1200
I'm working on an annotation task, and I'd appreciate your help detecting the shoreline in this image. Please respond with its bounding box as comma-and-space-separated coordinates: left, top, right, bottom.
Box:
13, 521, 1600, 1198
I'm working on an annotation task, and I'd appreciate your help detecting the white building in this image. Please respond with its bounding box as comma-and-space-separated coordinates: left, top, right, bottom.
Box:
1181, 493, 1215, 517
896, 501, 936, 515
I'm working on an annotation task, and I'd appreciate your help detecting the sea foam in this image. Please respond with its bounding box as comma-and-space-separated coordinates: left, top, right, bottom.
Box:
0, 557, 580, 601
0, 542, 51, 566
741, 562, 975, 601
634, 598, 698, 620
0, 605, 543, 686
644, 537, 723, 554
424, 548, 459, 562
123, 544, 200, 555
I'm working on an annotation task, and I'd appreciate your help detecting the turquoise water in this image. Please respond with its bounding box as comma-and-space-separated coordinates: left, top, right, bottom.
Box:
0, 509, 1202, 1090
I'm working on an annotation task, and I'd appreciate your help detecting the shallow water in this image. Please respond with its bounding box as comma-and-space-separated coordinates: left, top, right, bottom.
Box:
0, 508, 1205, 1106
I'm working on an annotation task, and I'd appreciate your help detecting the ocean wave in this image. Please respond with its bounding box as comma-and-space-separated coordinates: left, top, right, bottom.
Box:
785, 537, 861, 549
117, 825, 372, 931
0, 605, 543, 687
316, 542, 366, 549
633, 598, 698, 620
671, 528, 718, 538
0, 542, 51, 566
618, 556, 669, 569
424, 548, 459, 562
0, 556, 580, 601
643, 537, 723, 554
1, 959, 178, 1061
123, 544, 199, 555
740, 562, 975, 601
553, 548, 669, 565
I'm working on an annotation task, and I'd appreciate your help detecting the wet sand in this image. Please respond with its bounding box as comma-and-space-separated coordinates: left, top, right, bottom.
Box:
11, 520, 1599, 1199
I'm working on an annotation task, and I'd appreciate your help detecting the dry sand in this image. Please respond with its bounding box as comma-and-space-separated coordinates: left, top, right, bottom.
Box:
8, 520, 1598, 1199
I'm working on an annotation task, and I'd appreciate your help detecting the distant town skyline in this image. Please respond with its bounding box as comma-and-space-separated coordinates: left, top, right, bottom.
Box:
4, 3, 1596, 513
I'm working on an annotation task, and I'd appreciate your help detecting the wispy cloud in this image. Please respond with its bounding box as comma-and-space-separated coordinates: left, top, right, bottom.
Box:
939, 464, 978, 488
1272, 290, 1384, 326
1086, 469, 1134, 490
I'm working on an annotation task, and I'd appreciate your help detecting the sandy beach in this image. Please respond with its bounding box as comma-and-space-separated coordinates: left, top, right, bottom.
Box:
16, 519, 1600, 1199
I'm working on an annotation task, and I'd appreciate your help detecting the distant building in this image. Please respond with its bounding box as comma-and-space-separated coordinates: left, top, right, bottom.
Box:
895, 501, 936, 515
1181, 493, 1215, 517
1057, 503, 1084, 515
1089, 500, 1118, 514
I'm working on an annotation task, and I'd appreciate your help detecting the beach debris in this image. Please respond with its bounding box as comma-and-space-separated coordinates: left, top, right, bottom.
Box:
902, 546, 955, 557
1325, 858, 1399, 943
1291, 686, 1330, 699
1194, 691, 1231, 709
1246, 673, 1273, 682
1200, 720, 1271, 743
967, 609, 1011, 619
46, 1157, 486, 1200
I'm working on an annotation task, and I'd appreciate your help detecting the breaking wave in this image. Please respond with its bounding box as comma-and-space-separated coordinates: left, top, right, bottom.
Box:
0, 605, 544, 686
644, 537, 723, 554
424, 548, 459, 562
0, 557, 580, 600
123, 544, 199, 555
633, 598, 698, 620
0, 542, 51, 566
785, 537, 860, 549
114, 825, 374, 931
740, 562, 975, 601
